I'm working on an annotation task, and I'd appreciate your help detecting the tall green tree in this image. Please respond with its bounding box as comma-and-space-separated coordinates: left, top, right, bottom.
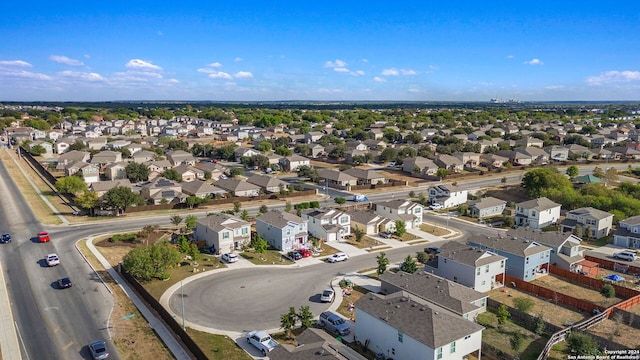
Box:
122, 241, 181, 281
394, 220, 406, 237
297, 306, 314, 330
163, 169, 182, 182
280, 307, 297, 339
400, 255, 418, 274
184, 215, 197, 230
101, 186, 142, 213
75, 190, 99, 211
566, 331, 600, 356
566, 165, 579, 178
353, 226, 365, 242
436, 168, 448, 181
125, 162, 150, 182
55, 176, 88, 195
376, 252, 389, 275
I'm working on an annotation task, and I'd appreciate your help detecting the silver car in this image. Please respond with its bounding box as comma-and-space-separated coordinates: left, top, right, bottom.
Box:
88, 340, 109, 359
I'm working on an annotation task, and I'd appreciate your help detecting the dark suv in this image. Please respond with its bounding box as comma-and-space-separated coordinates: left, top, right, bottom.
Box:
0, 234, 11, 244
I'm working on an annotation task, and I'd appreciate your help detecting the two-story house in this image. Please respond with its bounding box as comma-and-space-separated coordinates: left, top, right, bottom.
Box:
345, 209, 394, 235
301, 208, 350, 242
194, 213, 251, 254
402, 156, 438, 175
256, 210, 309, 251
424, 241, 507, 293
468, 233, 552, 281
140, 177, 186, 204
514, 197, 561, 229
511, 228, 584, 272
433, 154, 464, 173
468, 197, 506, 219
613, 215, 640, 249
375, 200, 424, 229
428, 184, 468, 209
354, 291, 484, 360
561, 207, 614, 239
279, 154, 311, 172
166, 150, 196, 166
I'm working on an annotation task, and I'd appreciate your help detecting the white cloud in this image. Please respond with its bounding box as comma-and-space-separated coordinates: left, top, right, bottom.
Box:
524, 58, 543, 65
0, 60, 32, 67
208, 71, 233, 80
361, 59, 368, 63
381, 68, 399, 76
168, 79, 180, 84
83, 54, 91, 59
234, 71, 253, 79
208, 62, 223, 68
49, 55, 85, 66
57, 70, 106, 81
373, 77, 387, 83
545, 85, 565, 90
400, 69, 417, 75
350, 70, 365, 76
586, 70, 640, 85
334, 67, 349, 73
324, 59, 347, 68
125, 59, 162, 70
408, 88, 421, 93
234, 57, 243, 62
507, 55, 514, 59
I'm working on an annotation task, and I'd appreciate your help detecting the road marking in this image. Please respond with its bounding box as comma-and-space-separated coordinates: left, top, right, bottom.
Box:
62, 341, 74, 351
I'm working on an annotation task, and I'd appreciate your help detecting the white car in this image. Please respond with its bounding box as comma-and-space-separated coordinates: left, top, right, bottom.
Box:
429, 203, 443, 210
246, 330, 278, 356
327, 252, 349, 263
46, 253, 60, 266
320, 289, 335, 303
221, 253, 238, 263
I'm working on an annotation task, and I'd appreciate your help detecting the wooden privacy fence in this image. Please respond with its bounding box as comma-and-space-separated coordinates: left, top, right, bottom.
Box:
548, 265, 640, 299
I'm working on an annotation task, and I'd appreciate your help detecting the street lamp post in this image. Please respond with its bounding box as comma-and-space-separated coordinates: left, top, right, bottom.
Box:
181, 280, 185, 330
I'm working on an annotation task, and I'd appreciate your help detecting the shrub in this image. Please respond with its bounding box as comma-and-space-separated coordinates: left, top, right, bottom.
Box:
496, 304, 511, 325
510, 332, 524, 351
600, 284, 615, 298
532, 313, 545, 335
476, 312, 494, 327
416, 251, 429, 263
513, 297, 535, 313
111, 233, 138, 242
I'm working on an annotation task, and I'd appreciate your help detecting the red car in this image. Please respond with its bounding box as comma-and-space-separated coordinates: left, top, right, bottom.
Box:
297, 248, 311, 258
38, 231, 50, 243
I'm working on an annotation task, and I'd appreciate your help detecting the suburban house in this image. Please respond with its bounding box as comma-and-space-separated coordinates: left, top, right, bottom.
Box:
343, 167, 387, 185
479, 153, 508, 169
514, 197, 561, 229
317, 169, 358, 190
269, 328, 367, 360
380, 271, 488, 319
374, 199, 424, 229
131, 150, 156, 163
468, 197, 506, 219
510, 228, 584, 272
68, 162, 100, 183
255, 210, 309, 251
613, 215, 640, 249
354, 291, 484, 360
279, 154, 310, 172
468, 234, 552, 281
428, 184, 468, 209
402, 156, 438, 175
234, 147, 261, 161
89, 179, 132, 197
194, 213, 251, 253
453, 152, 481, 169
424, 241, 507, 293
104, 162, 127, 180
173, 164, 205, 182
28, 140, 53, 155
166, 150, 196, 166
433, 154, 464, 173
140, 177, 186, 205
246, 174, 289, 193
301, 208, 351, 242
180, 179, 226, 199
345, 209, 394, 235
90, 150, 122, 167
213, 178, 261, 197
560, 207, 614, 239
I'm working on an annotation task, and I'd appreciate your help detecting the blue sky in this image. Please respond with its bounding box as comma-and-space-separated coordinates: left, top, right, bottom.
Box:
1, 1, 639, 102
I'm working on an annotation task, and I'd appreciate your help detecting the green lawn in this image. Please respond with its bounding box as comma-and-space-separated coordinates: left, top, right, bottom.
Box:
239, 249, 295, 265
186, 328, 252, 360
478, 311, 547, 360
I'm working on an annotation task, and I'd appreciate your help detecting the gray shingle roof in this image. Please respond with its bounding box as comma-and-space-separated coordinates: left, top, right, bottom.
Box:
438, 241, 507, 268
468, 234, 551, 257
566, 207, 613, 220
505, 228, 580, 249
246, 174, 289, 189
256, 210, 305, 229
269, 328, 366, 360
196, 213, 250, 232
516, 197, 560, 211
213, 178, 261, 192
355, 291, 484, 349
380, 271, 485, 315
317, 169, 358, 182
342, 167, 385, 180
180, 179, 225, 195
345, 210, 383, 225
469, 197, 506, 210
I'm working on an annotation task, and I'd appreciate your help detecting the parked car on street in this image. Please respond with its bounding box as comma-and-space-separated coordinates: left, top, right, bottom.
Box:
320, 289, 335, 303
38, 231, 50, 243
319, 311, 350, 336
246, 330, 278, 356
0, 233, 11, 244
327, 252, 349, 263
614, 251, 637, 262
46, 253, 60, 266
429, 203, 443, 210
425, 247, 441, 255
88, 340, 109, 359
57, 277, 72, 289
221, 253, 238, 263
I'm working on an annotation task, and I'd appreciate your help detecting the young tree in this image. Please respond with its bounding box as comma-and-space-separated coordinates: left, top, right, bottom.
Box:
258, 205, 269, 215
416, 251, 429, 264
186, 196, 201, 209
334, 197, 346, 205
233, 200, 242, 213
184, 215, 197, 230
496, 304, 511, 325
600, 284, 615, 298
297, 306, 314, 330
122, 241, 181, 281
102, 186, 142, 214
436, 168, 448, 181
75, 190, 99, 211
513, 297, 535, 313
252, 234, 268, 253
55, 176, 88, 195
125, 162, 150, 182
229, 167, 244, 177
170, 215, 183, 230
566, 165, 579, 178
400, 255, 418, 274
376, 252, 389, 275
29, 144, 46, 156
510, 331, 524, 351
566, 331, 600, 356
394, 220, 406, 237
275, 146, 292, 156
280, 307, 297, 339
163, 169, 182, 182
532, 313, 545, 335
285, 201, 292, 212
240, 209, 250, 221
353, 226, 365, 242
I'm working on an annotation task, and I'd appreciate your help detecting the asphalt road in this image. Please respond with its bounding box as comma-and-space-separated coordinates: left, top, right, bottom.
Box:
0, 151, 118, 360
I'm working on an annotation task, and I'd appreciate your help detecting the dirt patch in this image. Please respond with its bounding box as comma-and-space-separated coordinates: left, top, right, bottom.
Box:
485, 185, 530, 204
531, 274, 624, 307
376, 169, 423, 185
345, 235, 383, 249
489, 288, 588, 327
587, 319, 640, 349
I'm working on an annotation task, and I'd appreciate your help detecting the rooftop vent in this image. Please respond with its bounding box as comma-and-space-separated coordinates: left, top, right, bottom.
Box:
420, 307, 426, 311
395, 305, 400, 308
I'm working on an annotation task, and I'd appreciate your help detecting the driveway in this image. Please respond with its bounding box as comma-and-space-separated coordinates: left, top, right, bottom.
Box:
584, 244, 640, 266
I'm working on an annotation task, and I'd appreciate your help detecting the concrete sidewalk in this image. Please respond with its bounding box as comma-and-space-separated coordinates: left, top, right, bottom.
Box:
0, 262, 21, 360
84, 237, 192, 360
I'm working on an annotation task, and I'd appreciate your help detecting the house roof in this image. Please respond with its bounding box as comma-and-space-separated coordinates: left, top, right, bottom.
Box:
566, 207, 613, 220
246, 174, 289, 189
621, 215, 640, 226
256, 210, 306, 229
167, 150, 194, 161
342, 167, 385, 180
378, 199, 420, 211
505, 228, 581, 249
173, 163, 204, 175
380, 271, 486, 316
196, 213, 250, 232
438, 241, 507, 268
89, 179, 132, 192
269, 328, 367, 360
516, 197, 560, 211
345, 210, 384, 225
142, 177, 180, 189
573, 174, 602, 183
317, 169, 358, 182
214, 178, 261, 193
180, 179, 225, 195
354, 291, 484, 349
302, 208, 345, 220
469, 197, 506, 210
468, 234, 551, 257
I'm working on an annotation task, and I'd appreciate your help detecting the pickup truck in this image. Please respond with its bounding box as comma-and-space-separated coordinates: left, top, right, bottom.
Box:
246, 330, 278, 355
319, 311, 350, 336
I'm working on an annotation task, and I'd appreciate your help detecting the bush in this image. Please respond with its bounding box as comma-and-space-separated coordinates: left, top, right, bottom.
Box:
416, 251, 429, 263
111, 233, 138, 242
510, 332, 524, 351
513, 297, 535, 313
600, 284, 615, 298
476, 312, 494, 327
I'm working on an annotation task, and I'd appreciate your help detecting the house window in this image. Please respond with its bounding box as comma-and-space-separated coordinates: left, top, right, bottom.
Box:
476, 268, 480, 276
540, 253, 544, 260
481, 298, 486, 306
485, 265, 490, 273
526, 257, 529, 265
501, 260, 504, 268
450, 341, 456, 354
340, 216, 348, 224
437, 347, 443, 360
287, 228, 291, 235
415, 207, 421, 214
398, 331, 403, 343
532, 211, 536, 217
223, 232, 229, 239
242, 227, 248, 235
